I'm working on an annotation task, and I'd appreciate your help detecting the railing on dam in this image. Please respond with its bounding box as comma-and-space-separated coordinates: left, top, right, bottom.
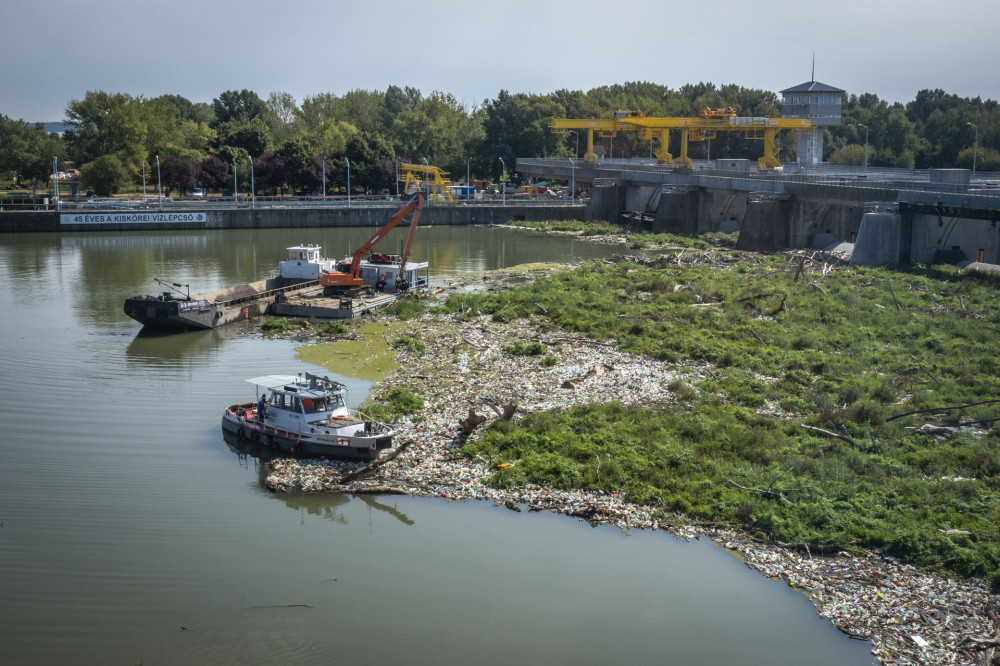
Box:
517, 158, 1000, 195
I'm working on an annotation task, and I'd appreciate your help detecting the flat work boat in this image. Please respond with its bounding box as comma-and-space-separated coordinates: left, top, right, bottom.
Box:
123, 245, 333, 331
221, 372, 393, 460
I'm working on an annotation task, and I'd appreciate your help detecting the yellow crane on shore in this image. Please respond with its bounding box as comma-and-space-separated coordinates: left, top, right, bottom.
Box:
399, 163, 454, 204
551, 108, 813, 169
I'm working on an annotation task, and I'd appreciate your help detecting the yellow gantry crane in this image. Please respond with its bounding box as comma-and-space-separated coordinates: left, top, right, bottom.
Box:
399, 163, 454, 204
551, 109, 813, 169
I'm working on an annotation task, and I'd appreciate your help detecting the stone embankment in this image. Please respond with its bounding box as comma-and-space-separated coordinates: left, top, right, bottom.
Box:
263, 268, 998, 665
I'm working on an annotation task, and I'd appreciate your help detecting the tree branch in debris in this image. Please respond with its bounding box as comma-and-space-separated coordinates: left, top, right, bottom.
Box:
726, 478, 816, 504
887, 399, 1000, 422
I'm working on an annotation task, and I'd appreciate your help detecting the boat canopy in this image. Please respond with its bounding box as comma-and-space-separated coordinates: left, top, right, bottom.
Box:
245, 375, 302, 391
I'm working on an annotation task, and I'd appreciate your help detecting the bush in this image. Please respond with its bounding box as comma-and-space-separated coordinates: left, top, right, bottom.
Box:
504, 341, 546, 356
393, 335, 426, 354
260, 317, 296, 333
383, 296, 425, 320
318, 321, 349, 335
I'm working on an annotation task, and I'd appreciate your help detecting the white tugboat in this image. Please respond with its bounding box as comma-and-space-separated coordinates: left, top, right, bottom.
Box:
222, 373, 393, 460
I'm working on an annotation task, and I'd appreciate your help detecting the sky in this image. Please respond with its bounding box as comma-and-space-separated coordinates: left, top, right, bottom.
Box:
2, 0, 998, 123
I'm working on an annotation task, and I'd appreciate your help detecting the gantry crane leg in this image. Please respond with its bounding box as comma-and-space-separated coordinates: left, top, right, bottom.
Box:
653, 129, 673, 165
677, 131, 692, 169
584, 129, 598, 164
758, 127, 783, 169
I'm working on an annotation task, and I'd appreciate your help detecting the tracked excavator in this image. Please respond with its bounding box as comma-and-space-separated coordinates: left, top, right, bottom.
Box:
319, 193, 424, 297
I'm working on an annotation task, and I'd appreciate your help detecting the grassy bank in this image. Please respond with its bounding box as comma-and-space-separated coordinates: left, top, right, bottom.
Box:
427, 253, 1000, 586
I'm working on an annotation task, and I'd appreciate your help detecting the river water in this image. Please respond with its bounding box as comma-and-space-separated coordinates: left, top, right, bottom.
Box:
0, 227, 874, 665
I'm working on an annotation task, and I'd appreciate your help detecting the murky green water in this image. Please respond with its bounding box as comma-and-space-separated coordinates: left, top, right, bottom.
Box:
0, 227, 873, 665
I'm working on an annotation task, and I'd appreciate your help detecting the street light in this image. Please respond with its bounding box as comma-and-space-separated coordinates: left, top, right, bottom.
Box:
567, 158, 575, 202
858, 123, 869, 172
52, 157, 59, 211
422, 158, 430, 205
156, 155, 162, 210
498, 157, 505, 207
395, 156, 399, 198
322, 157, 326, 199
568, 130, 579, 158
233, 160, 238, 206
344, 157, 350, 208
467, 156, 471, 186
967, 122, 979, 177
248, 156, 256, 209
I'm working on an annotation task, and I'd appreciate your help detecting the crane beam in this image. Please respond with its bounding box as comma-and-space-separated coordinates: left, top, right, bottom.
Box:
551, 115, 812, 169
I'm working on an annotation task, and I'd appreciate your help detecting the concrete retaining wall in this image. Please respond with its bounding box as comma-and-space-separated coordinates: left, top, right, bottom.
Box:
0, 204, 588, 233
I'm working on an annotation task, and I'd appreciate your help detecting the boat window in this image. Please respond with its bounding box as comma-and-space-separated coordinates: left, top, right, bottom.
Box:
269, 394, 287, 410
290, 396, 301, 412
302, 398, 315, 413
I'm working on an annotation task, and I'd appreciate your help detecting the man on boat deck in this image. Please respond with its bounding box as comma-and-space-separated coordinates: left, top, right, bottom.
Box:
257, 394, 268, 422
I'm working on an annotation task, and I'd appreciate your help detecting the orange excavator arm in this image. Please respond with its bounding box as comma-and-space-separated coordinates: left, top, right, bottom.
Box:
344, 193, 423, 279
320, 194, 424, 289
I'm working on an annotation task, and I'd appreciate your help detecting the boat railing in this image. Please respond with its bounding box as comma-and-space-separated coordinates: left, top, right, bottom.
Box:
213, 279, 319, 308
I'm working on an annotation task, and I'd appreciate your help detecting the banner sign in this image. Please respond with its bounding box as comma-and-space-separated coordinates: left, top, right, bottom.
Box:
61, 212, 207, 225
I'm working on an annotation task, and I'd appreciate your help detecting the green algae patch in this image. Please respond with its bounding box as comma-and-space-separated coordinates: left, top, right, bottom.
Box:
295, 320, 407, 382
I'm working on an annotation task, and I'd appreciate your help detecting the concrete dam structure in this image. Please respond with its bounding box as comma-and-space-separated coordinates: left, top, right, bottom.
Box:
519, 158, 1000, 266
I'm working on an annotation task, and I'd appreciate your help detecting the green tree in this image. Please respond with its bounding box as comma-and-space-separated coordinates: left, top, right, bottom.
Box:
275, 137, 313, 192
0, 116, 64, 185
266, 91, 298, 145
64, 91, 147, 174
215, 118, 272, 157
211, 89, 269, 128
828, 144, 872, 166
79, 154, 129, 195
477, 91, 566, 178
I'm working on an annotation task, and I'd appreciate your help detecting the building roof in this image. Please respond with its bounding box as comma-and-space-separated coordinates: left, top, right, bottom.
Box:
780, 80, 844, 94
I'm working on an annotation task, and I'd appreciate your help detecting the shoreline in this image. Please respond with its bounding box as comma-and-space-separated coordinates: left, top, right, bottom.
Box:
262, 270, 999, 665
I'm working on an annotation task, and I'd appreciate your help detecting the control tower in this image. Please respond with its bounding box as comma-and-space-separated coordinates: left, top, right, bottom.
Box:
780, 79, 843, 165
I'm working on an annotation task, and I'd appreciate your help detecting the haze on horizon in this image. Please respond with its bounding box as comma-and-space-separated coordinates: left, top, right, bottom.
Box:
2, 0, 997, 123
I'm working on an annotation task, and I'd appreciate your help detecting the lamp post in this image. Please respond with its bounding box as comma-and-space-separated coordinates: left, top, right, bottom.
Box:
322, 157, 326, 199
567, 158, 575, 202
233, 160, 238, 206
395, 156, 399, 198
52, 157, 59, 211
568, 130, 579, 158
344, 157, 350, 208
498, 157, 505, 207
422, 158, 430, 205
967, 122, 979, 177
248, 156, 256, 209
156, 155, 162, 210
142, 161, 146, 199
858, 123, 869, 172
467, 156, 471, 186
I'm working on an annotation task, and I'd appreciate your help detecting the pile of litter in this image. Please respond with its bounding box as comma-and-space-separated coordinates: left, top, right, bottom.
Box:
262, 277, 999, 665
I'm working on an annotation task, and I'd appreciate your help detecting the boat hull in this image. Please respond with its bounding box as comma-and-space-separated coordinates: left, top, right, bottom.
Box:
221, 407, 391, 461
124, 278, 316, 331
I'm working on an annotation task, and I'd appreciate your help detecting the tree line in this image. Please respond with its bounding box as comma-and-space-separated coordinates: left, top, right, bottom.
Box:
1, 82, 997, 196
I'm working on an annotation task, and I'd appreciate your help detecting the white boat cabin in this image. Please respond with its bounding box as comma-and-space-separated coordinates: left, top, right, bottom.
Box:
358, 253, 430, 293
248, 374, 350, 430
278, 245, 337, 281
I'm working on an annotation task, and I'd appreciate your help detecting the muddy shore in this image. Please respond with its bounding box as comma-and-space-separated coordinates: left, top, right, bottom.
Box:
263, 266, 999, 665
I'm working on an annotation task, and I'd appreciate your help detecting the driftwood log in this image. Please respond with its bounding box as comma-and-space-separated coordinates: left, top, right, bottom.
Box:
459, 400, 518, 436
338, 439, 412, 484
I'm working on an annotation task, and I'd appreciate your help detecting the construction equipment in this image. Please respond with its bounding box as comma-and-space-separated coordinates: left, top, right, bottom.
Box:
551, 110, 812, 169
319, 194, 424, 296
399, 163, 454, 204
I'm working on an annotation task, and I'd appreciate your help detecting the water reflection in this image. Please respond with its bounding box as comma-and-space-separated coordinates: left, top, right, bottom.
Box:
222, 429, 415, 526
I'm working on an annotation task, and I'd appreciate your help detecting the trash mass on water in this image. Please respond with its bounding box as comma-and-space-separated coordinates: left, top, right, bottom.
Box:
261, 266, 1000, 666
